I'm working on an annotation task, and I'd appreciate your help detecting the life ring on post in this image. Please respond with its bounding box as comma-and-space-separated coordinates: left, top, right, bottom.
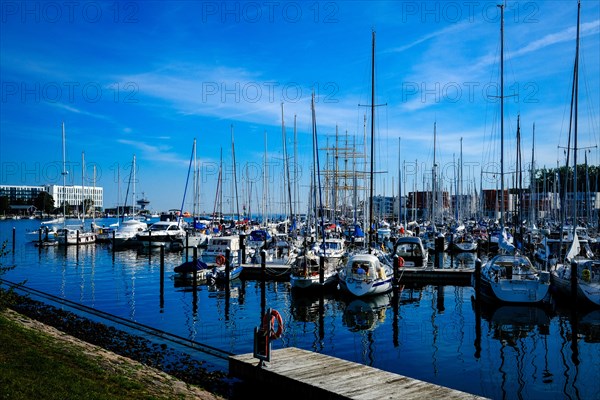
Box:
262, 309, 284, 339
397, 257, 405, 269
216, 254, 226, 266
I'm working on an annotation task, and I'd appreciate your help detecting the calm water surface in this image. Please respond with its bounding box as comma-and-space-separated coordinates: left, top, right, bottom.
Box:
1, 219, 598, 400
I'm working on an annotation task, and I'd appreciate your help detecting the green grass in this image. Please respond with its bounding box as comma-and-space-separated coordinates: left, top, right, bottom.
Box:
0, 315, 180, 400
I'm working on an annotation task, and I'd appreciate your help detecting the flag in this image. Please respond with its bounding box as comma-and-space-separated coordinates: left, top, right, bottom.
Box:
565, 232, 581, 263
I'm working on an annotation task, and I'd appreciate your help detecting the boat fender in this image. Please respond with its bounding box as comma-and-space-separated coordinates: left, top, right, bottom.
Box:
397, 257, 405, 269
216, 254, 226, 266
262, 309, 284, 339
378, 266, 386, 280
582, 269, 591, 283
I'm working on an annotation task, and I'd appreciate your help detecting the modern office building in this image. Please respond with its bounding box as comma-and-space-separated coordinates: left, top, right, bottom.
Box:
0, 184, 103, 210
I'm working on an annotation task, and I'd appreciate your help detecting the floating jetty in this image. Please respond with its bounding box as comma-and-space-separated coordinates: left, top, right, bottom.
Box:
229, 347, 488, 399
397, 267, 473, 285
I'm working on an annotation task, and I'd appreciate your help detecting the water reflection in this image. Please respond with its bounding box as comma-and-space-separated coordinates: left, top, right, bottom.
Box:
341, 292, 392, 332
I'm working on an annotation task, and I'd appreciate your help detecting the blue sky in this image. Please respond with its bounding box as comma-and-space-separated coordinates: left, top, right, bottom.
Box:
1, 0, 599, 215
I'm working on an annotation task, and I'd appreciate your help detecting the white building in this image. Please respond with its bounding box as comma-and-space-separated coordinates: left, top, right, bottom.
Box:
0, 184, 103, 210
45, 185, 103, 210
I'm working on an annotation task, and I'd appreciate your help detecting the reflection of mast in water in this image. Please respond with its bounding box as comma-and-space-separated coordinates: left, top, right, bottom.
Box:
498, 340, 508, 400
429, 286, 441, 376
452, 286, 466, 366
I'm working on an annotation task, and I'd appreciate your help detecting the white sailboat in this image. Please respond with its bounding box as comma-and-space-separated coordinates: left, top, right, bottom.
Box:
550, 1, 600, 307
338, 31, 394, 297
57, 123, 96, 246
476, 5, 550, 304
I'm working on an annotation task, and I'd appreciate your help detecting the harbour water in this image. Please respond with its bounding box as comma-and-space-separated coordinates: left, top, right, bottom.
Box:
1, 218, 599, 400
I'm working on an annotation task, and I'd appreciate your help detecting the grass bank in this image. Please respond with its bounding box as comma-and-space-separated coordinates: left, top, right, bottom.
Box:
0, 310, 224, 400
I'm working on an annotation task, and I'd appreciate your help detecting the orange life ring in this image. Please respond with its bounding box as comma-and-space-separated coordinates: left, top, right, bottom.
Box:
216, 254, 226, 266
397, 256, 405, 268
262, 309, 283, 339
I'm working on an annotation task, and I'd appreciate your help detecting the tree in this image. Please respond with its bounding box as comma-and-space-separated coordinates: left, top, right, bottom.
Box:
0, 196, 9, 215
34, 191, 54, 215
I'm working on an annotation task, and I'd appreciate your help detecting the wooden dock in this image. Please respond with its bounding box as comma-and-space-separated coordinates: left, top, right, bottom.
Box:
240, 263, 291, 281
398, 267, 473, 285
229, 347, 487, 399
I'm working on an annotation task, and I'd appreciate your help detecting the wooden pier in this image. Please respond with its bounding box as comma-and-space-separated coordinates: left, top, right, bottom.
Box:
398, 267, 474, 285
240, 263, 291, 281
229, 347, 487, 399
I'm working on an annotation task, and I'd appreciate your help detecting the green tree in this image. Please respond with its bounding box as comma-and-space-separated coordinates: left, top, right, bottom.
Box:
34, 191, 55, 215
0, 241, 17, 311
0, 196, 9, 215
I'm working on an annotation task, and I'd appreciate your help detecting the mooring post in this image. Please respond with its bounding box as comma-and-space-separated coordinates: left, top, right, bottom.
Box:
76, 229, 80, 245
393, 255, 399, 285
38, 228, 42, 246
240, 233, 246, 264
225, 248, 231, 286
435, 235, 444, 269
112, 230, 116, 253
160, 245, 165, 295
319, 255, 324, 285
193, 246, 198, 288
12, 227, 16, 251
571, 260, 578, 306
260, 249, 266, 316
148, 230, 152, 262
474, 258, 481, 298
185, 234, 189, 261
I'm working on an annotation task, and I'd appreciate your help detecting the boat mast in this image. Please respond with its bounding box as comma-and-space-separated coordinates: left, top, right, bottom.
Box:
62, 122, 67, 224
81, 151, 85, 224
281, 103, 294, 230
368, 30, 375, 249
499, 3, 506, 230
572, 0, 580, 240
398, 137, 401, 226
231, 125, 240, 223
132, 155, 136, 217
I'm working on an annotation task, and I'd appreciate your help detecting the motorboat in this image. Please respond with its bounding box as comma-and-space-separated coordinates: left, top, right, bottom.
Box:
394, 236, 429, 268
338, 252, 394, 297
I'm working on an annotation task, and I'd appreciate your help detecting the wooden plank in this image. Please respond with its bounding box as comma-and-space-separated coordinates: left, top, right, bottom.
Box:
229, 347, 488, 400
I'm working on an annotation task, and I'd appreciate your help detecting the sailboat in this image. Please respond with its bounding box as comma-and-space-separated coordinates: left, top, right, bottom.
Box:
57, 122, 97, 245
476, 5, 550, 304
338, 31, 395, 297
112, 155, 148, 249
290, 94, 344, 290
550, 1, 600, 308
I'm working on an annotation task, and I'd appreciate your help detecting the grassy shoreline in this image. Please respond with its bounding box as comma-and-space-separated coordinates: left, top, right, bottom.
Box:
0, 309, 225, 400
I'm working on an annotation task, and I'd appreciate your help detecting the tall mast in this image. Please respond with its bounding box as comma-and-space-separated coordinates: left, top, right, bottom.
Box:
62, 122, 67, 222
81, 151, 85, 222
432, 122, 437, 224
281, 103, 293, 227
231, 125, 240, 222
368, 30, 376, 248
398, 137, 401, 226
572, 0, 580, 238
132, 154, 136, 217
499, 3, 506, 229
